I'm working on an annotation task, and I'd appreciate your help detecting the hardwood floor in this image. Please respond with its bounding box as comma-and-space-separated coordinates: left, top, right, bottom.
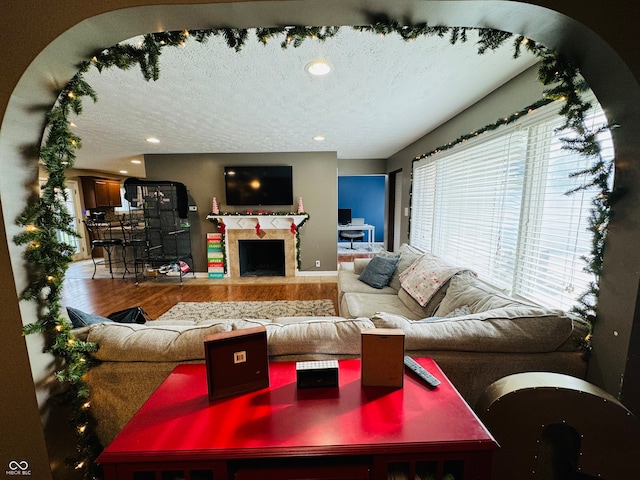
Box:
62, 248, 377, 319
62, 278, 340, 319
62, 261, 341, 319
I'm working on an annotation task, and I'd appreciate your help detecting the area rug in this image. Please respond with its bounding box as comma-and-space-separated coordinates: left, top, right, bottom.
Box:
337, 242, 385, 255
156, 299, 336, 321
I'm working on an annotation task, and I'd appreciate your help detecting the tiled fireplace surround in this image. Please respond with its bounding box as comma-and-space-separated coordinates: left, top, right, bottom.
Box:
213, 215, 308, 278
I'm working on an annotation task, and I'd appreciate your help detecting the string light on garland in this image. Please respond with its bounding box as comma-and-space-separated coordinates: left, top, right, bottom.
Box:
16, 16, 616, 478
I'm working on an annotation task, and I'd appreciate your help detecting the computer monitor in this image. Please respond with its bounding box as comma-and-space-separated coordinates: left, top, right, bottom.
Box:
338, 208, 352, 225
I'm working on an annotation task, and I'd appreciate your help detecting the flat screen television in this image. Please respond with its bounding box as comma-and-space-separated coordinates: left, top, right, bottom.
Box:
224, 165, 293, 206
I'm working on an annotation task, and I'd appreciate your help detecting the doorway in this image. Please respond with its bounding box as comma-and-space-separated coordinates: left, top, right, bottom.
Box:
337, 175, 386, 253
387, 169, 403, 252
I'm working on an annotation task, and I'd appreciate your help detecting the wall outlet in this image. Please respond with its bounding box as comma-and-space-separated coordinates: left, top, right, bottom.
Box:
315, 260, 321, 268
189, 205, 198, 212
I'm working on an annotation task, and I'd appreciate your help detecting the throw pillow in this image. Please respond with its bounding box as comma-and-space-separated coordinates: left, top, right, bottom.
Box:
389, 244, 424, 291
66, 306, 114, 329
358, 255, 400, 289
399, 253, 473, 307
376, 250, 402, 260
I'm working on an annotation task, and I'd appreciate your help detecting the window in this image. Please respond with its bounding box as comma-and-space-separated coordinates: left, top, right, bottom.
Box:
411, 96, 613, 310
39, 179, 82, 257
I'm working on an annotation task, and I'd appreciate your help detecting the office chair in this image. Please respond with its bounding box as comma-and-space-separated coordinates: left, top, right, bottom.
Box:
339, 230, 365, 249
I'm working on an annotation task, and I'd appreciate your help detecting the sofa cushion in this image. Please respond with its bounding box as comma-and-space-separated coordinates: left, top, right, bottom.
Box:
399, 253, 474, 307
358, 255, 401, 288
389, 243, 425, 291
372, 309, 578, 353
341, 292, 422, 320
338, 262, 397, 300
226, 317, 375, 356
397, 287, 432, 318
435, 272, 537, 316
376, 249, 403, 260
86, 321, 232, 361
397, 280, 453, 318
349, 245, 423, 289
353, 258, 372, 275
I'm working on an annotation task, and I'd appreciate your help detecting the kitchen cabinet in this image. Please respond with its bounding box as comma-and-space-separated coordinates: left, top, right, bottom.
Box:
81, 177, 122, 209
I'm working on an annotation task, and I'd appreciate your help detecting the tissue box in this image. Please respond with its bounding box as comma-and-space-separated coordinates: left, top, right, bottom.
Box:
361, 328, 405, 388
296, 360, 339, 388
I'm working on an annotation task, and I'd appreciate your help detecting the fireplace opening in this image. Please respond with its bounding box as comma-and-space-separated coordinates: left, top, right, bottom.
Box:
238, 239, 286, 277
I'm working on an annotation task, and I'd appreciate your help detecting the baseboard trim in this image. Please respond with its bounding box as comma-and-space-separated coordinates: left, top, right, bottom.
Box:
296, 271, 338, 277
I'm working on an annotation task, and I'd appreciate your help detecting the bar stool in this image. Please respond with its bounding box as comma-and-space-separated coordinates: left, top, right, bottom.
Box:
83, 219, 125, 278
119, 218, 148, 280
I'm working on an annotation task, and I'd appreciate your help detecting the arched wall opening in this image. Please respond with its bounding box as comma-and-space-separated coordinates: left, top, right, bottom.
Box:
1, 1, 639, 478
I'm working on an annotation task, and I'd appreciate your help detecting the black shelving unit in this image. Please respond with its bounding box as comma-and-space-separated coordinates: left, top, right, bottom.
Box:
124, 180, 193, 284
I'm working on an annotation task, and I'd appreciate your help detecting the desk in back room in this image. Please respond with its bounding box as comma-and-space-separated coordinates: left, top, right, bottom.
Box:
338, 223, 375, 250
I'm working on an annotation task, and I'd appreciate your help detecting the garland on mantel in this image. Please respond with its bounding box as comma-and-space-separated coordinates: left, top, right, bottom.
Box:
15, 16, 616, 479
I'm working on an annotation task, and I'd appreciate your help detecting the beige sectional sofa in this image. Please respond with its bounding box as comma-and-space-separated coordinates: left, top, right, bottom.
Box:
338, 243, 590, 414
73, 243, 590, 449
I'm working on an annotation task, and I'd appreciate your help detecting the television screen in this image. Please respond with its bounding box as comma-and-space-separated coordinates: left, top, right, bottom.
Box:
224, 165, 293, 206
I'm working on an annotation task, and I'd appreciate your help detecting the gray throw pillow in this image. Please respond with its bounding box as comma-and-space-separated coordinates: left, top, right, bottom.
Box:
358, 255, 400, 289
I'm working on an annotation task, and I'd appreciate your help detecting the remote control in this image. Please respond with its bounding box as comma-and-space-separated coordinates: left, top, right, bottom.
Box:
403, 356, 441, 389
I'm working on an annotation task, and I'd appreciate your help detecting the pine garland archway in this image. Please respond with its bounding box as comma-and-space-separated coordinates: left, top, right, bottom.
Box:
15, 16, 616, 478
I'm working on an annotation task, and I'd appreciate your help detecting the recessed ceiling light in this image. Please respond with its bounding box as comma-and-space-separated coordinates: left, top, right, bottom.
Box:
119, 170, 128, 174
131, 159, 142, 164
313, 135, 326, 141
146, 137, 160, 144
306, 61, 331, 76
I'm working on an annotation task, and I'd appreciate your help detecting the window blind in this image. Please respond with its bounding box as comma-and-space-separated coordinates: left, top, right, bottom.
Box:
411, 95, 613, 310
513, 105, 613, 308
412, 131, 527, 291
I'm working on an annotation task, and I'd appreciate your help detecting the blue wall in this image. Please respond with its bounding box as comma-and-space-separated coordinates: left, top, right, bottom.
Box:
338, 175, 385, 242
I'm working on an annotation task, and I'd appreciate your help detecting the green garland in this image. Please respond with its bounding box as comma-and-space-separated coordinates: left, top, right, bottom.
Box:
15, 18, 614, 478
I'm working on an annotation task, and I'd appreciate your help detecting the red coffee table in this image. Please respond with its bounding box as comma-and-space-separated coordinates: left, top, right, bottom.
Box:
98, 358, 497, 480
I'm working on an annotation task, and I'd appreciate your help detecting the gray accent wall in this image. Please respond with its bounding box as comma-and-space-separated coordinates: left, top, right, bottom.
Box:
144, 152, 339, 273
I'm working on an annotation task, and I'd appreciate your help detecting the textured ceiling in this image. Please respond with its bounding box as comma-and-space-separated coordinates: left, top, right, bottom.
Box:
69, 28, 538, 177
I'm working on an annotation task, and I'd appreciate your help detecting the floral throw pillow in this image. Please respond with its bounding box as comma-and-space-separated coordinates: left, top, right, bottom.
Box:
399, 254, 472, 307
